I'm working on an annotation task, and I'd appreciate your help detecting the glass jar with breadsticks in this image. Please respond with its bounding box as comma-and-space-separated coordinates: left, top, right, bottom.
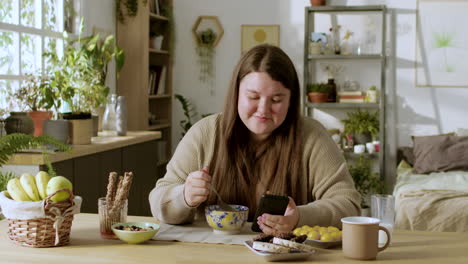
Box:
99, 171, 134, 239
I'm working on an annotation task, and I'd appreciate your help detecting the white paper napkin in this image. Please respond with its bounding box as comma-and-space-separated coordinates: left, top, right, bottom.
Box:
153, 220, 258, 245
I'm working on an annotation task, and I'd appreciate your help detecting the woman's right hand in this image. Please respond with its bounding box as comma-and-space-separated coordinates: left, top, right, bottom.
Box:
183, 168, 211, 207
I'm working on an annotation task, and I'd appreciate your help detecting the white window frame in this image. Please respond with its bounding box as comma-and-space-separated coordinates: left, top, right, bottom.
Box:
0, 0, 83, 114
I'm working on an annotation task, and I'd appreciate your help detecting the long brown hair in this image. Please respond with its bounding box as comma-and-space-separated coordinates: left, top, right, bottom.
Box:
208, 44, 304, 214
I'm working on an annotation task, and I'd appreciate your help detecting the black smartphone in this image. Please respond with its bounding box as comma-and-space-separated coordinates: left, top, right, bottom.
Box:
251, 194, 289, 232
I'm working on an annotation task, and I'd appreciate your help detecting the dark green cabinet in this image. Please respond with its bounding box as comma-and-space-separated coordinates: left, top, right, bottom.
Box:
41, 140, 163, 216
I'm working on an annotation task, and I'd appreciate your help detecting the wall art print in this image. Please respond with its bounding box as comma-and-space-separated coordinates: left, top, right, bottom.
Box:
416, 0, 468, 87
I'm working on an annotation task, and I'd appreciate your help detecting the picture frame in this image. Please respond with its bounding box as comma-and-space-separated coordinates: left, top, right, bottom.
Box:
241, 25, 280, 53
415, 0, 468, 87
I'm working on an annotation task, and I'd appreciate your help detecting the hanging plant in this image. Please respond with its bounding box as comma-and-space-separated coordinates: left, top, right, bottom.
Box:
116, 0, 147, 23
196, 28, 217, 84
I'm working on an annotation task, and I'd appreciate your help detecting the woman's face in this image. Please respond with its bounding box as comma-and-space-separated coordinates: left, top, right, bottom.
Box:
237, 72, 291, 141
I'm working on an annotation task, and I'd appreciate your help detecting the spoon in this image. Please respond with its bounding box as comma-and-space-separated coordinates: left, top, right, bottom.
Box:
202, 167, 236, 212
209, 184, 236, 212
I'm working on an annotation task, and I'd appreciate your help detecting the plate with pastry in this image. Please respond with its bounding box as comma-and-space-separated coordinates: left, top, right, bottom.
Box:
293, 225, 342, 249
244, 233, 315, 262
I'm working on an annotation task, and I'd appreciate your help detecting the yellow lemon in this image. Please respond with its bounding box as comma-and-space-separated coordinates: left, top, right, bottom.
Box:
330, 232, 341, 241
320, 232, 333, 242
318, 227, 329, 235
307, 230, 320, 240
327, 226, 339, 232
293, 228, 302, 236
312, 225, 321, 230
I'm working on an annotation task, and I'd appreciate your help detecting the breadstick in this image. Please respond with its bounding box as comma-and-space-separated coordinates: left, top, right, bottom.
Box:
105, 172, 118, 208
110, 172, 133, 216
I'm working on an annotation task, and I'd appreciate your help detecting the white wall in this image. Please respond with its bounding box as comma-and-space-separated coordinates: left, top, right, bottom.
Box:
172, 0, 468, 183
81, 0, 468, 182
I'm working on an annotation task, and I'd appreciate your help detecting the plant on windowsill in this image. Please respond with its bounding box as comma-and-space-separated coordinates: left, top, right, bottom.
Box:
348, 155, 385, 210
43, 20, 125, 143
342, 109, 379, 145
13, 74, 53, 136
307, 82, 331, 103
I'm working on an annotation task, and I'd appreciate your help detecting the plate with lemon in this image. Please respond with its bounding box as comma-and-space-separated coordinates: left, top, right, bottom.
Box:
293, 225, 342, 249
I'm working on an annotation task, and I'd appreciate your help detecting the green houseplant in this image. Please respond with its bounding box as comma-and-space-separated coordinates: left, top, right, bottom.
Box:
175, 94, 197, 138
306, 82, 330, 103
348, 155, 385, 209
14, 74, 53, 136
342, 109, 379, 144
196, 28, 217, 83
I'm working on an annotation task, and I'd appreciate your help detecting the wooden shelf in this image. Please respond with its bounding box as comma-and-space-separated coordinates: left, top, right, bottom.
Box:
149, 48, 169, 55
149, 94, 171, 99
149, 12, 169, 22
149, 123, 171, 130
117, 0, 173, 171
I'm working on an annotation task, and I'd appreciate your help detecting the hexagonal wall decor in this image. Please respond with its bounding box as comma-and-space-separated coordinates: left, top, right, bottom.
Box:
192, 16, 224, 47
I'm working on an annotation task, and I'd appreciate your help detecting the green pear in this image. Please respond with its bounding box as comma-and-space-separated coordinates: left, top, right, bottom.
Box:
35, 171, 51, 200
46, 176, 73, 202
20, 173, 41, 201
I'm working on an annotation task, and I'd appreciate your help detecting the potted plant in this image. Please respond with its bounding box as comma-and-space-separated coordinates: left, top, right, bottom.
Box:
348, 155, 384, 213
13, 74, 54, 137
44, 20, 125, 143
306, 83, 330, 103
366, 85, 378, 103
196, 28, 217, 83
342, 109, 379, 144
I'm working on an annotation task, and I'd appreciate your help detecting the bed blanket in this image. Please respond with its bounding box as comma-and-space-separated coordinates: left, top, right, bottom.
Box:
395, 189, 468, 232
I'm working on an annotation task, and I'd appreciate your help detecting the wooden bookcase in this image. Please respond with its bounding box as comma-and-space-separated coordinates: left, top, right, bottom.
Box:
117, 0, 173, 166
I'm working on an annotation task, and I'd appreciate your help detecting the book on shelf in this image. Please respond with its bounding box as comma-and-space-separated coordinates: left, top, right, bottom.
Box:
157, 66, 166, 95
339, 95, 366, 99
148, 65, 166, 95
338, 91, 363, 96
339, 98, 366, 103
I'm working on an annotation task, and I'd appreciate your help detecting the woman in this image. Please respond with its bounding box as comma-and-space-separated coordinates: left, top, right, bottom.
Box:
149, 44, 360, 235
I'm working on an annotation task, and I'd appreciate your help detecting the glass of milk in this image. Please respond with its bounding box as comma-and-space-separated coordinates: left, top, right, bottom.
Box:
371, 194, 395, 246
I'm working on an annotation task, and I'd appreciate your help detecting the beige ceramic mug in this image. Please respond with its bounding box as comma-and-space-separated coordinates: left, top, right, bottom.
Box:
341, 216, 391, 260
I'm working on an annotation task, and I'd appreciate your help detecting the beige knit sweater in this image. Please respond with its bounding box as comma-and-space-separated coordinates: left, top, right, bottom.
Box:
149, 114, 361, 228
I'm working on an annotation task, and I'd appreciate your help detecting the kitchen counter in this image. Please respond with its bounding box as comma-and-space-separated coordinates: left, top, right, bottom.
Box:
5, 131, 162, 165
2, 131, 165, 216
0, 213, 467, 264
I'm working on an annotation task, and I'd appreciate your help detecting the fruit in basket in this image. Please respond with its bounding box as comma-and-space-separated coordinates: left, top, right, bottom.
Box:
20, 173, 41, 201
7, 178, 31, 201
35, 171, 51, 200
46, 176, 73, 202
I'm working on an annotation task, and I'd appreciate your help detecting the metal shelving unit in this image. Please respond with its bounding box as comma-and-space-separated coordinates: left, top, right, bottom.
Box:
303, 5, 387, 179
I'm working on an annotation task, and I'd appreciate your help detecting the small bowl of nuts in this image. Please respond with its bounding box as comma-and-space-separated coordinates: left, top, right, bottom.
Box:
111, 222, 160, 244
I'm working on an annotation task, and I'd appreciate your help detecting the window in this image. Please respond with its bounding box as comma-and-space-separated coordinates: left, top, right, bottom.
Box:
0, 0, 77, 116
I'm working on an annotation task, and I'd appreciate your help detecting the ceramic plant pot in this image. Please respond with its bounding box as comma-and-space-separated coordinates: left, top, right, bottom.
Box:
28, 111, 53, 137
43, 119, 70, 144
4, 112, 34, 135
310, 0, 326, 6
308, 93, 329, 103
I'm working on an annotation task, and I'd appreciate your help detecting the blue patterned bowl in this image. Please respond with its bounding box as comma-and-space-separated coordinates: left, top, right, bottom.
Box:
205, 204, 249, 235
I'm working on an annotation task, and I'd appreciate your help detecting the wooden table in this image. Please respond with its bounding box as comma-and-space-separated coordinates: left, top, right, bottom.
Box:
0, 213, 467, 264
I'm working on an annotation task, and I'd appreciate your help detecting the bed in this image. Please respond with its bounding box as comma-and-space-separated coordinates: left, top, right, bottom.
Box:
393, 133, 468, 232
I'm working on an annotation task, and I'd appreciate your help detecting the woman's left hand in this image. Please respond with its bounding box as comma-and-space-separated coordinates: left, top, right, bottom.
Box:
257, 197, 300, 236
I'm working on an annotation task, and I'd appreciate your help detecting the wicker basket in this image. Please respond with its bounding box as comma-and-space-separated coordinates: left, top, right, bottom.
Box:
6, 189, 76, 248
